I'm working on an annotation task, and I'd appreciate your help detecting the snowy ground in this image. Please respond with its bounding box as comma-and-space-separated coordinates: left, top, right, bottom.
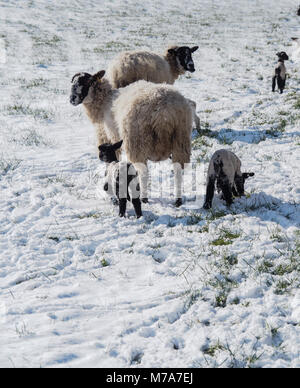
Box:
0, 0, 300, 368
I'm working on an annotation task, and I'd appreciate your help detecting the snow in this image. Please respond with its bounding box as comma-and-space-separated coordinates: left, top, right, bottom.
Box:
0, 0, 299, 368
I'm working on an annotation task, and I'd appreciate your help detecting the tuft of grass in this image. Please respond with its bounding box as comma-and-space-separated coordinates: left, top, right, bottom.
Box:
101, 258, 110, 267
0, 157, 21, 177
211, 228, 241, 246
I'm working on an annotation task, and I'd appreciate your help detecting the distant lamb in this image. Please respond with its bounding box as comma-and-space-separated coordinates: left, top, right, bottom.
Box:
203, 149, 254, 209
99, 140, 142, 218
106, 45, 201, 131
70, 70, 193, 207
298, 6, 300, 16
272, 51, 289, 94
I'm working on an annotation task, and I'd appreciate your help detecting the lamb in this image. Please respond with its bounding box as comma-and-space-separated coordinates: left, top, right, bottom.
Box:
70, 70, 193, 207
203, 149, 254, 210
106, 45, 201, 131
272, 51, 289, 94
99, 140, 142, 219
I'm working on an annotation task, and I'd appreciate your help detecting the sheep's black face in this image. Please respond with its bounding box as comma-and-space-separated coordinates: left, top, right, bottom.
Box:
175, 46, 199, 72
99, 140, 123, 163
277, 52, 289, 61
70, 72, 92, 106
234, 173, 255, 196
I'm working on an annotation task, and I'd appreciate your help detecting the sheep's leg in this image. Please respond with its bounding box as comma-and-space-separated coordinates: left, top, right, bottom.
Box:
203, 175, 216, 209
186, 99, 201, 133
219, 177, 233, 206
272, 76, 276, 92
134, 162, 148, 203
173, 163, 183, 207
234, 174, 244, 197
277, 75, 285, 94
193, 111, 201, 133
119, 198, 127, 217
132, 198, 142, 218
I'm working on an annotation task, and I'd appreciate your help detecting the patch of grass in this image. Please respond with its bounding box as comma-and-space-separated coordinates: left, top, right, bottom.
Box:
293, 98, 300, 110
0, 157, 21, 177
101, 258, 110, 267
211, 228, 241, 246
211, 237, 233, 246
6, 104, 54, 121
202, 341, 225, 357
10, 129, 52, 147
206, 210, 227, 222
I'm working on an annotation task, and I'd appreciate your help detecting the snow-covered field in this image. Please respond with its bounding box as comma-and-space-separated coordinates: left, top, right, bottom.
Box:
0, 0, 299, 368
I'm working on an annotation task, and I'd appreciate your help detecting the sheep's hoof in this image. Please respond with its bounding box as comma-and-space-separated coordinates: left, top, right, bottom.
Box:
136, 213, 142, 219
175, 198, 183, 207
119, 212, 125, 218
141, 198, 148, 204
203, 202, 211, 210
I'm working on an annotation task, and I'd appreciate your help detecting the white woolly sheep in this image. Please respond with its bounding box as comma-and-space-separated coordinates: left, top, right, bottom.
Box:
106, 45, 201, 131
99, 140, 142, 218
203, 149, 254, 209
70, 70, 193, 207
272, 51, 289, 94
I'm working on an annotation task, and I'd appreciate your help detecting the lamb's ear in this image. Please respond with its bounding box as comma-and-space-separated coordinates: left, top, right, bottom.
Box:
243, 172, 255, 179
191, 46, 199, 53
113, 140, 123, 150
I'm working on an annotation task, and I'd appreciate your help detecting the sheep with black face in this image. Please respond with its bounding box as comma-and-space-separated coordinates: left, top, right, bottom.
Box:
70, 70, 193, 207
203, 150, 255, 210
272, 51, 289, 94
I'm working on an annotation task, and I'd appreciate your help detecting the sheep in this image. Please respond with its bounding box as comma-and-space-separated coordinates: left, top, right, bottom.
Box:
272, 51, 289, 94
107, 45, 199, 87
298, 6, 300, 16
70, 70, 193, 207
106, 45, 201, 131
99, 140, 142, 218
203, 149, 254, 209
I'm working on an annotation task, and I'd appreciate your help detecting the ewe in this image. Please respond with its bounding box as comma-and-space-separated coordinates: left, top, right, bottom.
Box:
70, 70, 193, 207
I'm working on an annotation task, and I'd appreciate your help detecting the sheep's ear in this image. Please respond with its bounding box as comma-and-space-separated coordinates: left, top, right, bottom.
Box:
191, 46, 199, 53
71, 73, 82, 83
113, 140, 123, 150
243, 172, 255, 179
98, 144, 106, 151
92, 70, 106, 82
168, 48, 177, 56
